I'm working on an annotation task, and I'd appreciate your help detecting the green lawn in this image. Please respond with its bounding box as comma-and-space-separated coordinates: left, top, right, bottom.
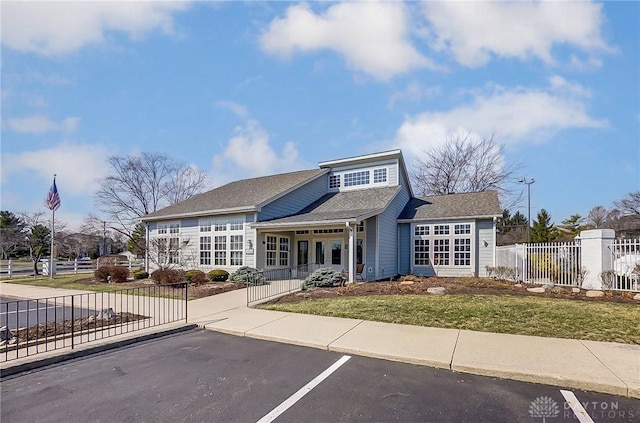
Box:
260, 294, 640, 344
0, 273, 133, 293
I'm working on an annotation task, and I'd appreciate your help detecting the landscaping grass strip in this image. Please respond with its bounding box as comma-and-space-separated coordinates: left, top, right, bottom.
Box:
260, 294, 640, 344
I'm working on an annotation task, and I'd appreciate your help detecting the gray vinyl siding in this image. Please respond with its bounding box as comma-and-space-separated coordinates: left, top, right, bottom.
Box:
388, 162, 399, 186
376, 186, 410, 279
259, 174, 328, 221
398, 223, 411, 275
365, 216, 377, 279
476, 219, 494, 277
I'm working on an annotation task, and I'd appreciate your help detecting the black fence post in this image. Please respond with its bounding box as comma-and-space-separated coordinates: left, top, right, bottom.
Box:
71, 296, 75, 350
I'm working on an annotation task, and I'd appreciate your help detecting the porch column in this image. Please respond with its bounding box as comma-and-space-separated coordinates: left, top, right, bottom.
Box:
348, 222, 355, 283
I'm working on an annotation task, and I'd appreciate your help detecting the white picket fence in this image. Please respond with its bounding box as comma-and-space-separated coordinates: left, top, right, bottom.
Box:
608, 238, 640, 291
495, 242, 583, 287
496, 238, 640, 292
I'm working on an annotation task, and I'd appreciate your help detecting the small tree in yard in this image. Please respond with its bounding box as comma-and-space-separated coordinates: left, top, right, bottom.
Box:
0, 210, 25, 259
25, 224, 50, 275
146, 235, 197, 271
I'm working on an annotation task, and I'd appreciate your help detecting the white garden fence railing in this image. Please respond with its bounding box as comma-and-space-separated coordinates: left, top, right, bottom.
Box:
495, 242, 583, 287
608, 238, 640, 292
496, 236, 640, 292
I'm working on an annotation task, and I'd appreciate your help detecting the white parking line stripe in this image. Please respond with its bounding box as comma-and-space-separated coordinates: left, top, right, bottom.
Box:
560, 390, 594, 423
256, 355, 351, 423
3, 306, 67, 315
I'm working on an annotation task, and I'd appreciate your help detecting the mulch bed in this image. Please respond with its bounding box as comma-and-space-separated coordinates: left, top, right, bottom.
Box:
12, 312, 146, 343
262, 276, 640, 305
75, 278, 242, 299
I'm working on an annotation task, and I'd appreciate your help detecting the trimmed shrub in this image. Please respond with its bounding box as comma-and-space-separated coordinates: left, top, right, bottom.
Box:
133, 270, 149, 280
94, 265, 129, 283
303, 267, 345, 289
97, 254, 128, 266
185, 270, 208, 286
230, 266, 266, 286
151, 268, 186, 285
208, 269, 229, 282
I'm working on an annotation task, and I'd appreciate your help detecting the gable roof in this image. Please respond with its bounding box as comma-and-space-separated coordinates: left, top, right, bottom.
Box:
252, 186, 401, 228
398, 191, 501, 221
142, 168, 328, 221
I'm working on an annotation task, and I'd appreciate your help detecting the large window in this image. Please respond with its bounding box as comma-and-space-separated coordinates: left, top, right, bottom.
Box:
413, 222, 473, 268
433, 239, 450, 265
266, 235, 289, 267
230, 218, 244, 231
414, 239, 430, 266
230, 235, 243, 266
169, 237, 180, 264
214, 236, 227, 265
454, 238, 471, 266
343, 170, 370, 187
200, 236, 211, 265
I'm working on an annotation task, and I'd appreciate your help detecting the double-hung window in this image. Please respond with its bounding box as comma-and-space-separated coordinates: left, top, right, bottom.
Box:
214, 236, 227, 265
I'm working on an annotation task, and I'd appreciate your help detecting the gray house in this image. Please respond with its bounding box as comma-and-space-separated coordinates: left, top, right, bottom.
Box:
142, 150, 501, 281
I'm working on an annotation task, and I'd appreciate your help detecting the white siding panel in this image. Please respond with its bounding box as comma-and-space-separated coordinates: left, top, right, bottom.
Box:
476, 219, 495, 277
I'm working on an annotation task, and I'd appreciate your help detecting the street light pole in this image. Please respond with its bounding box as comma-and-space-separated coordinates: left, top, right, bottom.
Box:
518, 177, 535, 243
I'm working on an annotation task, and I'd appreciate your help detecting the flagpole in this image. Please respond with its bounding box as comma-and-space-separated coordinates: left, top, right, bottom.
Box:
50, 207, 55, 279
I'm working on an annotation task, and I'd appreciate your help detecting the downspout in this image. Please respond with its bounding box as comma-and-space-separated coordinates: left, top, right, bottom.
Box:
492, 217, 497, 267
145, 222, 150, 273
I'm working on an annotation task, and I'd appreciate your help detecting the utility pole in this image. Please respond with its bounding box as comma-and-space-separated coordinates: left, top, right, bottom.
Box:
103, 221, 106, 256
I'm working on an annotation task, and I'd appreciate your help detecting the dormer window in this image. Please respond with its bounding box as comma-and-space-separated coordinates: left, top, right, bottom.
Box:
373, 168, 387, 183
344, 170, 370, 187
329, 174, 341, 189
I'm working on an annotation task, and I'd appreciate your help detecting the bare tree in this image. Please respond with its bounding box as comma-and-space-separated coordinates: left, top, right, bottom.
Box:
411, 132, 520, 206
586, 205, 607, 228
94, 152, 207, 238
614, 191, 640, 215
146, 234, 197, 271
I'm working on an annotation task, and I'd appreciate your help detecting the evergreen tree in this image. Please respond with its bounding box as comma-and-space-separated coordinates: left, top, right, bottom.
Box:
127, 222, 146, 257
559, 214, 586, 237
0, 211, 25, 259
531, 209, 559, 243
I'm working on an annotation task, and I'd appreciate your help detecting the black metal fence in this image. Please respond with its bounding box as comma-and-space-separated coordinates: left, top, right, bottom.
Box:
0, 283, 188, 362
246, 264, 321, 305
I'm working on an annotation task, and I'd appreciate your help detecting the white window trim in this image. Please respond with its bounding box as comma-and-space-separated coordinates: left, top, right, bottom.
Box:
411, 221, 475, 269
265, 233, 290, 268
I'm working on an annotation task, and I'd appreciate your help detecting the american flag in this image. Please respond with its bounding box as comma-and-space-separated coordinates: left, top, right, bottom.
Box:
46, 176, 61, 211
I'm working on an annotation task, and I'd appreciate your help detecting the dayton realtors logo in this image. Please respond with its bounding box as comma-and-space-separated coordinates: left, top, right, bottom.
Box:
529, 396, 560, 422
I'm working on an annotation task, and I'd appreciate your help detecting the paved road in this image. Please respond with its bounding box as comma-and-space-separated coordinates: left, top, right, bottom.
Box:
1, 329, 638, 422
0, 296, 94, 330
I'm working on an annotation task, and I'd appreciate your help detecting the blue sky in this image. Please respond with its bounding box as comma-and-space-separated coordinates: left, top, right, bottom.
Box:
1, 1, 639, 230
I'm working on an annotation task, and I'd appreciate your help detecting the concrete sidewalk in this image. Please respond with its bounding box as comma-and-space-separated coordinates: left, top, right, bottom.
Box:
2, 282, 639, 398
187, 288, 640, 399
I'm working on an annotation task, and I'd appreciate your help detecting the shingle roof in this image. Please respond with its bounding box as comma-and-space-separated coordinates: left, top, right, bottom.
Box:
143, 169, 327, 220
398, 191, 501, 221
253, 186, 401, 227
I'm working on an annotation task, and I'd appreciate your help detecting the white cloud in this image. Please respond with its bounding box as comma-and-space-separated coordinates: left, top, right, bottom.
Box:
215, 101, 249, 119
211, 120, 306, 186
388, 81, 441, 109
1, 143, 111, 196
394, 78, 607, 159
7, 115, 80, 134
1, 2, 189, 56
260, 2, 433, 81
422, 1, 612, 67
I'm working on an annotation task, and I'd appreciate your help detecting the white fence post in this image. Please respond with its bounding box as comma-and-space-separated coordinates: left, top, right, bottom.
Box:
578, 229, 615, 290
8, 259, 12, 277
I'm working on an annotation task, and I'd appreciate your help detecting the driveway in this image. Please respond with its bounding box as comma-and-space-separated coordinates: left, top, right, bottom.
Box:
2, 329, 638, 422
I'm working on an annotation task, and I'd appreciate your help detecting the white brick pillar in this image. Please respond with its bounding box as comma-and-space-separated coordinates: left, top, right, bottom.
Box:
578, 229, 615, 290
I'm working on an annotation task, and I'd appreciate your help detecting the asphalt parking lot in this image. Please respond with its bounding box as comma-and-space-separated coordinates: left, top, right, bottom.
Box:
0, 296, 93, 330
1, 329, 638, 422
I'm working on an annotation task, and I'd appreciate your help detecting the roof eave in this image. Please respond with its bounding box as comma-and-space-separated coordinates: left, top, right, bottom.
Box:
142, 206, 258, 222
397, 213, 501, 223
251, 218, 360, 229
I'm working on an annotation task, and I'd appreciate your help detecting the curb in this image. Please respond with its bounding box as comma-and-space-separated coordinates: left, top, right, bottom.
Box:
0, 324, 198, 379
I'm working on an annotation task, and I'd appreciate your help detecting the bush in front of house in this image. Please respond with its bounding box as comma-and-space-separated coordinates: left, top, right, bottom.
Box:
207, 269, 229, 282
150, 268, 186, 285
133, 269, 149, 280
185, 270, 209, 285
302, 267, 345, 289
94, 265, 129, 283
230, 266, 266, 286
